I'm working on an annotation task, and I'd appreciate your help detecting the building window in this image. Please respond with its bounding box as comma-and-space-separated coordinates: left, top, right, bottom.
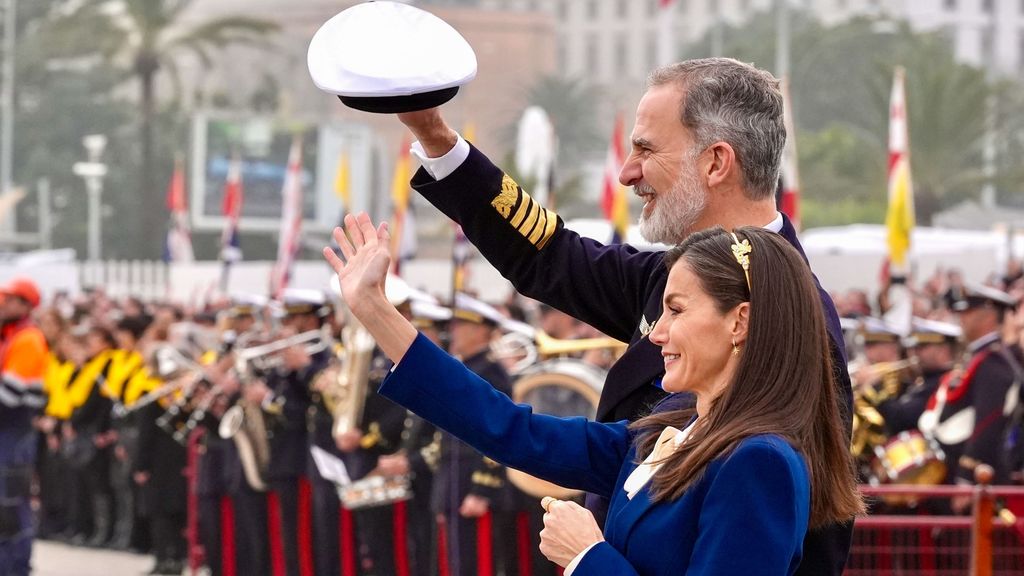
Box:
557, 1, 567, 20
586, 34, 600, 76
944, 0, 957, 11
618, 0, 629, 19
588, 0, 599, 21
982, 0, 994, 13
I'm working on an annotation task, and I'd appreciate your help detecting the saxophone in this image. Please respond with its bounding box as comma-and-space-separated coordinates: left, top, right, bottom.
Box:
318, 321, 376, 439
218, 399, 271, 492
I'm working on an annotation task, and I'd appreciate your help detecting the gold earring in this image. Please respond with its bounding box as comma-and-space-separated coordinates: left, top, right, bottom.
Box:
732, 339, 740, 356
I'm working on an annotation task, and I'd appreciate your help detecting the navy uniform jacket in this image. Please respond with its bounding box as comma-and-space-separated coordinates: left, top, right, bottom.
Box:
382, 335, 810, 576
930, 337, 1021, 485
412, 144, 853, 573
878, 370, 945, 436
265, 348, 331, 481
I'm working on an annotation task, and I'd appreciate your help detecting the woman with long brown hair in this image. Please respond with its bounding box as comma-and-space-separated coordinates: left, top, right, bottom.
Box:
324, 213, 862, 575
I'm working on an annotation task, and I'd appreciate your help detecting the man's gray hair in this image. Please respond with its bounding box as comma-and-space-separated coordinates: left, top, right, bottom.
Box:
647, 58, 785, 201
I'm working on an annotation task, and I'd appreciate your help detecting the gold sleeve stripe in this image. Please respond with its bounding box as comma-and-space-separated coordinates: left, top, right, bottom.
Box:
527, 208, 548, 245
537, 209, 558, 249
518, 201, 541, 238
491, 173, 559, 250
509, 194, 531, 228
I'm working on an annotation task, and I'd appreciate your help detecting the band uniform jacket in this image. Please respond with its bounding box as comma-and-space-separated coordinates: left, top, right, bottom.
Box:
382, 335, 811, 576
922, 335, 1022, 485
311, 350, 408, 481
133, 401, 188, 515
265, 347, 331, 481
431, 348, 516, 513
411, 143, 853, 574
878, 369, 945, 436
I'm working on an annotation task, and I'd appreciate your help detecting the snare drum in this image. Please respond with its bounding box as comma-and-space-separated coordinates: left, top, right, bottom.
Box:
338, 474, 412, 510
872, 431, 947, 486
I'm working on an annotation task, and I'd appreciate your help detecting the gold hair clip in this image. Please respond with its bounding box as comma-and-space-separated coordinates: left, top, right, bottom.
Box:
730, 232, 752, 291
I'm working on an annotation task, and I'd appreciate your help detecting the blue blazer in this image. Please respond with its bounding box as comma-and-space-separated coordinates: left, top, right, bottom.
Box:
380, 334, 811, 576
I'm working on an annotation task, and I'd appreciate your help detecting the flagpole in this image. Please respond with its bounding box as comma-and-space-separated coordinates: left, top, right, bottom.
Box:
657, 0, 676, 66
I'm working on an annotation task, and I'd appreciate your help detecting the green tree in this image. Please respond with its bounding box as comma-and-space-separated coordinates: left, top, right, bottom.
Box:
73, 0, 277, 255
12, 0, 137, 256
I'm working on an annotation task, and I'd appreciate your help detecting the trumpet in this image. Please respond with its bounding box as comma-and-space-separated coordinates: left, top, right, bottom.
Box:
491, 325, 628, 374
173, 382, 227, 445
112, 378, 188, 419
234, 329, 333, 378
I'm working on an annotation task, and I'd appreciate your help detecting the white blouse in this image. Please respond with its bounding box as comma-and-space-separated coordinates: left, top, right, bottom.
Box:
564, 421, 697, 575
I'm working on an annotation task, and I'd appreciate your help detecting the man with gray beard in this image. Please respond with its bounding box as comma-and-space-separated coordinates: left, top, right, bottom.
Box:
389, 58, 854, 575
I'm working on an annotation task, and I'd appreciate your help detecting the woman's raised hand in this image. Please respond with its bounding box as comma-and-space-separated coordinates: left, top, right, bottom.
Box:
322, 212, 392, 317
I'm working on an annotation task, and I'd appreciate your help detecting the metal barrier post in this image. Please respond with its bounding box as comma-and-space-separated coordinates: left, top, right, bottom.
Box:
970, 464, 995, 576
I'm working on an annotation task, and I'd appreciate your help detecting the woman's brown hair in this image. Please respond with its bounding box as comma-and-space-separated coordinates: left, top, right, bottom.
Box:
632, 226, 863, 527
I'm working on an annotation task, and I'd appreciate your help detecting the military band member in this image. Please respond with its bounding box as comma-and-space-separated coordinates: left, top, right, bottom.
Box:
878, 318, 960, 436
328, 280, 411, 576
431, 294, 519, 576
133, 391, 188, 574
920, 284, 1021, 509
374, 295, 452, 576
222, 295, 272, 576
247, 289, 331, 576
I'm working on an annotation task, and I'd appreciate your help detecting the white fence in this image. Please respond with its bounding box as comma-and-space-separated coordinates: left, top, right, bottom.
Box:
2, 257, 515, 305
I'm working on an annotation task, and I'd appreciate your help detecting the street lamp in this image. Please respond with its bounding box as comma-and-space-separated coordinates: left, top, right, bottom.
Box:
73, 134, 108, 261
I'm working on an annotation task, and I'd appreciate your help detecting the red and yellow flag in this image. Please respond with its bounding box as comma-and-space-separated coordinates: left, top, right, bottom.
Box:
885, 67, 915, 271
601, 113, 629, 243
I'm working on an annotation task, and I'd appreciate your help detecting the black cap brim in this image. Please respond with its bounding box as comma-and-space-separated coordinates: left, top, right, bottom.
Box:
338, 87, 460, 114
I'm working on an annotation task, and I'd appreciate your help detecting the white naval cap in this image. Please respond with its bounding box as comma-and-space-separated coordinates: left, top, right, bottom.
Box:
859, 317, 902, 344
277, 288, 330, 317
951, 282, 1017, 312
228, 293, 268, 317
452, 292, 505, 327
307, 1, 477, 113
903, 317, 962, 347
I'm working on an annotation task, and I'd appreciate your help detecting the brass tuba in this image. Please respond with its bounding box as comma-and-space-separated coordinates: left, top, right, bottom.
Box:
218, 400, 271, 492
316, 320, 376, 439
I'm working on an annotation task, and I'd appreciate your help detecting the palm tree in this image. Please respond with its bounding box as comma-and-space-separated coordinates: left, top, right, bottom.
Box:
79, 0, 278, 253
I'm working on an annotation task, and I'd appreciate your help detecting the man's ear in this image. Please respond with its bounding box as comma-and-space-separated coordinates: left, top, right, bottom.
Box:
705, 141, 736, 189
731, 301, 750, 345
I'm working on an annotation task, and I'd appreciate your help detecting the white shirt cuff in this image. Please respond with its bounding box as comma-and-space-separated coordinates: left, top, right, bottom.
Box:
410, 136, 470, 181
564, 541, 601, 575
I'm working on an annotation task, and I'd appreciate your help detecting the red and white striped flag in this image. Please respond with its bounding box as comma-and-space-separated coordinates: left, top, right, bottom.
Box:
270, 137, 304, 299
219, 152, 244, 291
779, 77, 801, 231
601, 112, 630, 243
163, 158, 194, 263
882, 67, 915, 336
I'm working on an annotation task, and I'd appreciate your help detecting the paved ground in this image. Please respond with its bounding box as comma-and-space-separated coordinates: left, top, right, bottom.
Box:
31, 540, 157, 576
